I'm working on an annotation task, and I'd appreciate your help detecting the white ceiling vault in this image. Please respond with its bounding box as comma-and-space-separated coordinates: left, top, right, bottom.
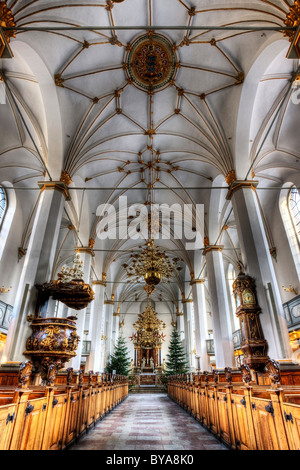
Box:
0, 0, 300, 317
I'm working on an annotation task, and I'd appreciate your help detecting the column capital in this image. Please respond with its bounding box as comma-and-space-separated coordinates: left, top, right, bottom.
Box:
92, 280, 106, 287
203, 245, 224, 255
113, 313, 120, 317
76, 246, 95, 257
38, 181, 71, 201
226, 180, 258, 200
190, 278, 206, 285
182, 298, 193, 304
104, 300, 114, 305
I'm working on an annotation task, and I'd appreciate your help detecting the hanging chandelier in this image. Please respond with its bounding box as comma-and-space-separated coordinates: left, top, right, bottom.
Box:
122, 144, 182, 287
122, 239, 181, 286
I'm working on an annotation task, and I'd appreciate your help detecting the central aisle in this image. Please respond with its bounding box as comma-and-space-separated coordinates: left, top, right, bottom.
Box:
69, 393, 228, 451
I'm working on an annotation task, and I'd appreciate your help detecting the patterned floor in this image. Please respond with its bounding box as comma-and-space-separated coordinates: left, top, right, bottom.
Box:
69, 393, 228, 451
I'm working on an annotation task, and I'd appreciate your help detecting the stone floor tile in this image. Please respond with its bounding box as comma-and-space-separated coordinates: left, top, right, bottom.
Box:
69, 393, 228, 451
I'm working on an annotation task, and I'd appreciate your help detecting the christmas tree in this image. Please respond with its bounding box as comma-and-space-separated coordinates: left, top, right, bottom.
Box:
165, 328, 189, 375
105, 335, 131, 376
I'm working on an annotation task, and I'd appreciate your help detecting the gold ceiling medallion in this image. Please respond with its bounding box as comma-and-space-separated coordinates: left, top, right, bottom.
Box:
0, 2, 15, 58
125, 33, 178, 92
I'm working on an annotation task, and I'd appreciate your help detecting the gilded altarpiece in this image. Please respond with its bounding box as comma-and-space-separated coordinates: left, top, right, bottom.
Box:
130, 300, 166, 373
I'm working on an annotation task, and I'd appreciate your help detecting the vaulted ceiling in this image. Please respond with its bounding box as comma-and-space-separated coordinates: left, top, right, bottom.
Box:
0, 0, 299, 315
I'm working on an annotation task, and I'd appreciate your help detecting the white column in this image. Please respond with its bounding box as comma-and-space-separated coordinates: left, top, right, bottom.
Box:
112, 313, 120, 346
105, 300, 114, 364
183, 299, 194, 370
86, 280, 105, 372
229, 182, 292, 360
2, 183, 67, 364
191, 279, 210, 371
204, 247, 235, 369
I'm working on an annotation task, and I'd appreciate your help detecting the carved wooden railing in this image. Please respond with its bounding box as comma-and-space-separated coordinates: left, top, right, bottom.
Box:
0, 365, 128, 450
168, 370, 300, 450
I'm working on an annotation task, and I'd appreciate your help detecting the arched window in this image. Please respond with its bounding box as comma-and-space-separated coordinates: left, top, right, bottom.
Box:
0, 186, 7, 227
280, 184, 300, 280
289, 186, 300, 241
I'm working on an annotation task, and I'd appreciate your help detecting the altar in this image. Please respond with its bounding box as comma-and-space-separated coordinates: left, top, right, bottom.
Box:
130, 299, 165, 374
140, 373, 156, 385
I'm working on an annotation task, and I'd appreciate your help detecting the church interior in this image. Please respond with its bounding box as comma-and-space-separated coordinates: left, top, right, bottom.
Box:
0, 0, 300, 452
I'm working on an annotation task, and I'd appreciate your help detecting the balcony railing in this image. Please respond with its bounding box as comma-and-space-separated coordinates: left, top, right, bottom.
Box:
283, 295, 300, 330
232, 329, 241, 350
0, 300, 13, 332
81, 340, 91, 356
206, 339, 215, 355
206, 330, 241, 356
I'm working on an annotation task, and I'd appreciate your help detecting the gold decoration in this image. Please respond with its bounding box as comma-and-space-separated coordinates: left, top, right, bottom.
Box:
60, 170, 72, 187
131, 298, 165, 348
0, 2, 15, 58
225, 170, 236, 186
122, 239, 180, 286
284, 1, 300, 39
24, 317, 80, 384
0, 285, 11, 294
125, 33, 178, 92
282, 285, 298, 296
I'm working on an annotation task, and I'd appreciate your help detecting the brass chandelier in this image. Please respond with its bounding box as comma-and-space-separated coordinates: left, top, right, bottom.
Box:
122, 239, 181, 286
122, 145, 181, 288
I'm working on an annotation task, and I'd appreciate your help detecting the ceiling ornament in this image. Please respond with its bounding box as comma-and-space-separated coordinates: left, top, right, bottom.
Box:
284, 0, 300, 58
0, 2, 15, 58
130, 298, 166, 348
125, 33, 178, 93
284, 1, 300, 39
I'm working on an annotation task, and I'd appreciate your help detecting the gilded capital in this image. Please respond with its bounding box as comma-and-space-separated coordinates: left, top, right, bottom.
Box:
38, 181, 71, 201
190, 278, 205, 285
76, 246, 95, 257
203, 245, 223, 255
226, 180, 258, 200
92, 280, 106, 287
